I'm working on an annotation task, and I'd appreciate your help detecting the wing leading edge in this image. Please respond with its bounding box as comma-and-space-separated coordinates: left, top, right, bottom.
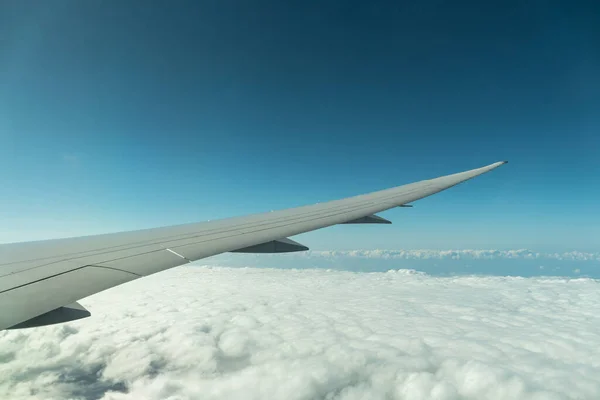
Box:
0, 161, 507, 329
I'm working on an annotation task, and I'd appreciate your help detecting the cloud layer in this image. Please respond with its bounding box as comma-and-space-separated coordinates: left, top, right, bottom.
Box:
301, 249, 600, 261
1, 266, 600, 400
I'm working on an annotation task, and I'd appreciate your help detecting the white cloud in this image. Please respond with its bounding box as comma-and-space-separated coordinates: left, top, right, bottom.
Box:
1, 266, 600, 400
295, 249, 600, 262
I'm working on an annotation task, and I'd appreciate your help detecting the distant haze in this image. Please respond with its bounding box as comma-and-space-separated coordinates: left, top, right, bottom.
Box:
212, 249, 600, 278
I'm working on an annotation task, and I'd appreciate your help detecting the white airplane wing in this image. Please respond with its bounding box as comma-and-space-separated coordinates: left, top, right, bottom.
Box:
0, 161, 507, 329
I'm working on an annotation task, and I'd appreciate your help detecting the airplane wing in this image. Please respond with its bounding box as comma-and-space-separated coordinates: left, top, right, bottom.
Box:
0, 161, 507, 330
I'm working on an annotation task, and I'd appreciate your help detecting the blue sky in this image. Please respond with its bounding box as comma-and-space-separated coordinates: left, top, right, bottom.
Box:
1, 1, 598, 252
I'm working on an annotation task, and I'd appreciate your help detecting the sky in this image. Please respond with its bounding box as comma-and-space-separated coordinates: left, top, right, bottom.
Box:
1, 1, 599, 252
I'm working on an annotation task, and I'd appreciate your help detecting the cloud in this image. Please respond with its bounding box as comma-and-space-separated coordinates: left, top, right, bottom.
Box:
1, 266, 600, 399
294, 249, 600, 262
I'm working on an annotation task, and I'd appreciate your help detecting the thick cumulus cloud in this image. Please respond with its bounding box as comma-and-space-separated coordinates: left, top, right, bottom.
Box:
1, 266, 600, 400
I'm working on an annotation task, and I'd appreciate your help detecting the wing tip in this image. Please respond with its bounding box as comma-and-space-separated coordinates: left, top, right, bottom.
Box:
489, 160, 508, 168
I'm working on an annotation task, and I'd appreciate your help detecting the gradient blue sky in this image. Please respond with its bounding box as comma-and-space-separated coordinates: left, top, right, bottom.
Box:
1, 1, 598, 251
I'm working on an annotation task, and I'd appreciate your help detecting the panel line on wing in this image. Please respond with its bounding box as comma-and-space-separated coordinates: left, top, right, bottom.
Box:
88, 265, 143, 277
0, 267, 85, 294
0, 264, 141, 294
165, 248, 191, 262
